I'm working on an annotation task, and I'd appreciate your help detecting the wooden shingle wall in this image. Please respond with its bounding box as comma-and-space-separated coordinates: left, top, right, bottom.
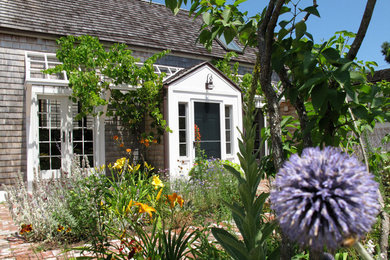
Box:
0, 33, 58, 188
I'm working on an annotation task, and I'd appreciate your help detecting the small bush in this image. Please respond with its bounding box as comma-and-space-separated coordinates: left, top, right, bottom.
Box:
173, 159, 240, 223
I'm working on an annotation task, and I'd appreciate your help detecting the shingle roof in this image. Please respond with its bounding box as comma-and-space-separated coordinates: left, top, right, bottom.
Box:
0, 0, 257, 65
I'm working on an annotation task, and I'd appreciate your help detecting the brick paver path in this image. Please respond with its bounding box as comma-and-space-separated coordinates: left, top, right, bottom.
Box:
0, 203, 72, 259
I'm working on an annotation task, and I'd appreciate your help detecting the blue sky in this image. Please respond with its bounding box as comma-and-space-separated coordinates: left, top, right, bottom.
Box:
153, 0, 390, 69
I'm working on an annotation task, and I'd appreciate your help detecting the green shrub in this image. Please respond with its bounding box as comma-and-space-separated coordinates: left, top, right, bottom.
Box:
173, 159, 240, 223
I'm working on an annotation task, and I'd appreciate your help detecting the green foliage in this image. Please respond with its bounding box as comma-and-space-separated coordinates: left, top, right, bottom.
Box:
46, 35, 170, 143
176, 159, 240, 223
381, 41, 390, 64
212, 51, 256, 104
210, 102, 277, 259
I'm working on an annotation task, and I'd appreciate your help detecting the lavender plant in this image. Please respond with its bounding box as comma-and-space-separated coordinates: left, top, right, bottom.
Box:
270, 147, 380, 255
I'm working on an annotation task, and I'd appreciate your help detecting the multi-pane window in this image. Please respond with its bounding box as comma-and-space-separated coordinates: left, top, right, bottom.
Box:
38, 99, 62, 170
178, 103, 187, 156
225, 105, 232, 155
72, 103, 94, 167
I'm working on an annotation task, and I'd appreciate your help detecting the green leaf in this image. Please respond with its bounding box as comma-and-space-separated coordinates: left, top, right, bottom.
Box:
321, 48, 340, 62
350, 71, 365, 83
215, 0, 226, 6
211, 228, 249, 260
303, 6, 320, 17
328, 89, 346, 111
203, 12, 212, 25
279, 20, 290, 28
295, 21, 306, 39
224, 164, 245, 183
299, 73, 324, 91
222, 7, 232, 23
234, 0, 247, 6
311, 84, 328, 111
224, 27, 236, 44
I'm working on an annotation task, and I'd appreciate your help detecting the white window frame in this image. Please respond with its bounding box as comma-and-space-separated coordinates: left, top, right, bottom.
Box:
25, 51, 105, 182
225, 105, 233, 155
178, 102, 188, 157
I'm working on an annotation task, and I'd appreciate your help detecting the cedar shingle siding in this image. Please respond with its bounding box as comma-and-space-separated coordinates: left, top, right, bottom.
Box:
0, 0, 256, 187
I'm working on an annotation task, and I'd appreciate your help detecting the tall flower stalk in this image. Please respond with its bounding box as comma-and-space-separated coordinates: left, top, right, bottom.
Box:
211, 100, 277, 259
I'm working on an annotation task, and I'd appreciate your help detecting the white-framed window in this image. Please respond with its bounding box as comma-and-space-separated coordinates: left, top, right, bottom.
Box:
178, 103, 188, 157
225, 105, 233, 155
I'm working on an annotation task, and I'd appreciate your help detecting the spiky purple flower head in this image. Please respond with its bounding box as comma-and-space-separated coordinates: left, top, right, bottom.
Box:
270, 147, 380, 251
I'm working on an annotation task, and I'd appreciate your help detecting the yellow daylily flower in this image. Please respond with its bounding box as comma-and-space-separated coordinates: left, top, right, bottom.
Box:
134, 202, 156, 218
156, 188, 163, 201
113, 157, 127, 170
151, 175, 164, 190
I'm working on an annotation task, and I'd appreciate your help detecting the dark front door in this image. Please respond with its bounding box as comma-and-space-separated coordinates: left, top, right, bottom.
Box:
194, 102, 221, 158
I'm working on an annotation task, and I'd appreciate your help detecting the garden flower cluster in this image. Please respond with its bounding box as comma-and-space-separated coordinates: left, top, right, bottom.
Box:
271, 147, 380, 251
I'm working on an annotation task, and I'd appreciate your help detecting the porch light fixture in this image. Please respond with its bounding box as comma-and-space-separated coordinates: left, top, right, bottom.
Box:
205, 74, 214, 90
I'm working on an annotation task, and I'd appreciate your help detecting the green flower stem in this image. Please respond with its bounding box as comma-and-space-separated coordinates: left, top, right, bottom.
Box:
354, 241, 374, 260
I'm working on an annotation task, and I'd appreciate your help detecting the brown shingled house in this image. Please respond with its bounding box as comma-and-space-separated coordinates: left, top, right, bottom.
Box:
0, 0, 259, 197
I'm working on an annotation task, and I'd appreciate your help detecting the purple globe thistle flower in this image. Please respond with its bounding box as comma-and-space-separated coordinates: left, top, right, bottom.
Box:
270, 147, 380, 251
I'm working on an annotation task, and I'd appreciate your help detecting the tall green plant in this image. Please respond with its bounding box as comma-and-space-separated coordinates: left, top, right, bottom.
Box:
211, 102, 277, 259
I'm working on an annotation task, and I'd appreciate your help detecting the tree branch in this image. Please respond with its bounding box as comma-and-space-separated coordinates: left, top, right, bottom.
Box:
346, 0, 377, 61
277, 67, 313, 148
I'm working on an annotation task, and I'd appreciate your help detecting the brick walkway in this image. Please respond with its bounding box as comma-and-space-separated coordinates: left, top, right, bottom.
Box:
0, 203, 74, 259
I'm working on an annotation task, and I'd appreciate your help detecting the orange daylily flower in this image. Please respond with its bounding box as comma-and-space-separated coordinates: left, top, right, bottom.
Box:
177, 195, 184, 207
113, 135, 119, 140
167, 192, 184, 208
119, 143, 124, 147
167, 193, 178, 208
152, 139, 158, 143
134, 202, 156, 218
126, 148, 132, 153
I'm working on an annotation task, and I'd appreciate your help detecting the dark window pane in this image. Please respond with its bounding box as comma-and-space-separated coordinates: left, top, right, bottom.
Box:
199, 141, 221, 159
179, 144, 187, 156
179, 104, 185, 116
225, 106, 230, 116
179, 118, 186, 130
195, 102, 220, 141
226, 143, 231, 154
39, 113, 47, 127
179, 131, 186, 142
225, 119, 230, 128
39, 129, 49, 141
84, 129, 93, 141
87, 156, 94, 167
73, 142, 82, 154
51, 142, 61, 156
84, 142, 94, 154
40, 157, 50, 170
51, 157, 61, 169
39, 143, 49, 156
73, 129, 82, 141
226, 131, 231, 141
51, 115, 61, 128
51, 129, 60, 141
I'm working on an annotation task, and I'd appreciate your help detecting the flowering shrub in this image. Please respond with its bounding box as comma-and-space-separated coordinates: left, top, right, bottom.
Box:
175, 159, 240, 223
270, 147, 380, 252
